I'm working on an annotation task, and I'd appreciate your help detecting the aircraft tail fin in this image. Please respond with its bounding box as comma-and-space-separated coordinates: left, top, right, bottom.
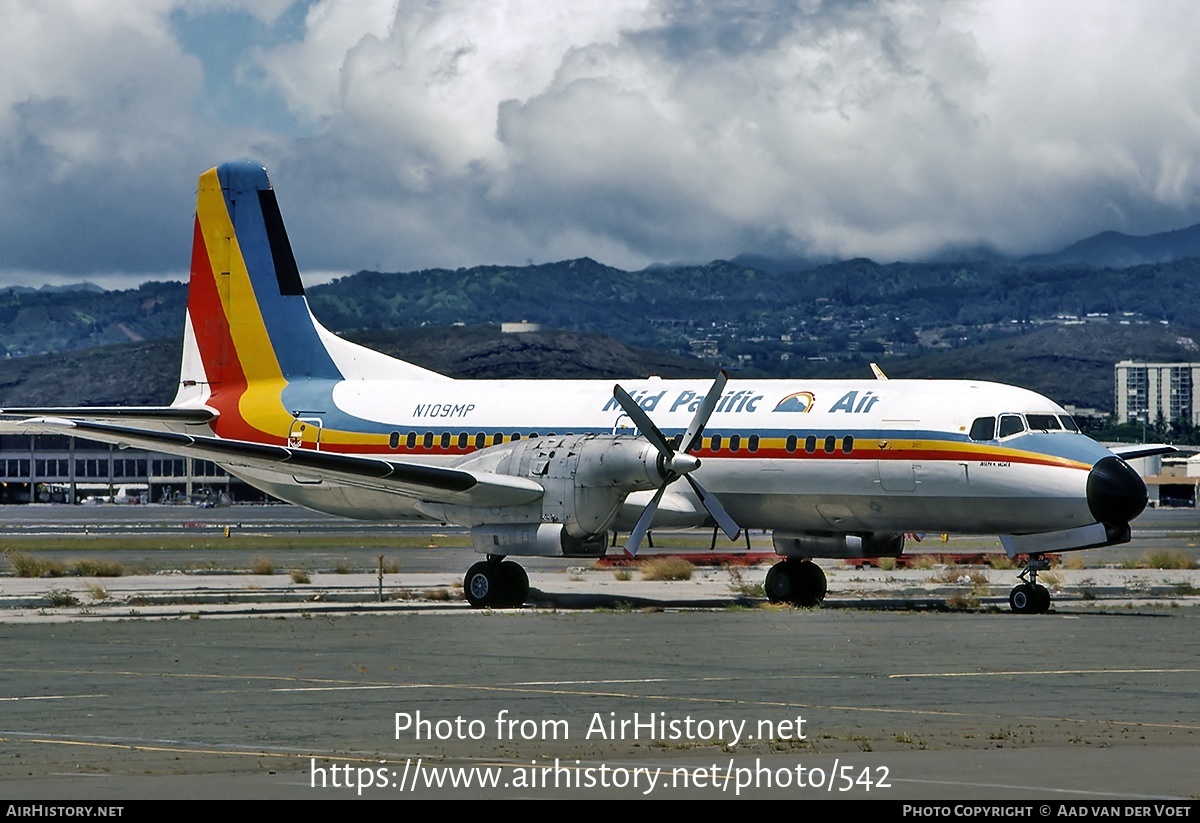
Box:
175, 161, 445, 415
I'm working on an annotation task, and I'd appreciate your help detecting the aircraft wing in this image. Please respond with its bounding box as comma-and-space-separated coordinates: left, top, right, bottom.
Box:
1109, 444, 1176, 461
16, 418, 544, 509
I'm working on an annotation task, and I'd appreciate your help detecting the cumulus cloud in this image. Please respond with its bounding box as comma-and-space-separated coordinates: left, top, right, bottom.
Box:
2, 0, 1200, 283
0, 0, 284, 280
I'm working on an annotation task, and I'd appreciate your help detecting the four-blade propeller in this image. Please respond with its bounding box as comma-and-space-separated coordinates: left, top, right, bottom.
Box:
612, 372, 741, 556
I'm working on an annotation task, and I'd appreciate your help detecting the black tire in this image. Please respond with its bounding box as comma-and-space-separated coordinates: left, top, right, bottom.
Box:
497, 561, 529, 607
793, 560, 827, 608
1009, 583, 1036, 614
766, 560, 826, 607
765, 562, 794, 603
1033, 584, 1051, 614
464, 561, 497, 608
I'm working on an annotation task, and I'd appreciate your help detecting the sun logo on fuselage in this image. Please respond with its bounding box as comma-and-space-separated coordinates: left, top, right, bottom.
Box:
773, 391, 815, 413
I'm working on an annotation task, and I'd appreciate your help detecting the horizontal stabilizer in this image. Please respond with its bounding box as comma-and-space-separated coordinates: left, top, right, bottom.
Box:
0, 407, 215, 424
19, 417, 544, 509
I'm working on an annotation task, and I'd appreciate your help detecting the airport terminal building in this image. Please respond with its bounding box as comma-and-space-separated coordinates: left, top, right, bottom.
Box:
0, 434, 266, 505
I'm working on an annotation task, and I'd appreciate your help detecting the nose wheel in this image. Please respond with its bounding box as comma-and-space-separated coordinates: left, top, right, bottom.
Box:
1010, 554, 1051, 614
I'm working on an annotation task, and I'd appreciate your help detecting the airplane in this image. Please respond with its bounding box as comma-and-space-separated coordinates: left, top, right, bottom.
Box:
0, 160, 1170, 614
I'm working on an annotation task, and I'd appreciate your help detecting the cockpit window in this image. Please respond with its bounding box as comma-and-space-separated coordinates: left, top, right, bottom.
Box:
998, 414, 1026, 438
1058, 415, 1079, 433
1025, 413, 1062, 432
969, 417, 996, 441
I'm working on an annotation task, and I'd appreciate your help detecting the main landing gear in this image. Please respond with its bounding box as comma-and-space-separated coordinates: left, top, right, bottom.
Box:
1009, 554, 1052, 614
464, 555, 529, 609
764, 559, 827, 608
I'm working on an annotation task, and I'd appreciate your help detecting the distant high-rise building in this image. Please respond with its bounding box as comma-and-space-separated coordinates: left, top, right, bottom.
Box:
1114, 361, 1200, 426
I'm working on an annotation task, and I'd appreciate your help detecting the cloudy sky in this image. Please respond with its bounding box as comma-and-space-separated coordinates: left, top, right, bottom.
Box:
2, 0, 1199, 288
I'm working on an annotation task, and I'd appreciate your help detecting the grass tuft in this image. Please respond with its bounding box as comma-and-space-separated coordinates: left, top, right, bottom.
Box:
249, 555, 276, 575
84, 582, 110, 601
1144, 551, 1194, 570
6, 551, 66, 578
946, 592, 980, 610
45, 588, 79, 607
639, 557, 695, 581
69, 559, 124, 577
726, 564, 764, 597
290, 569, 311, 584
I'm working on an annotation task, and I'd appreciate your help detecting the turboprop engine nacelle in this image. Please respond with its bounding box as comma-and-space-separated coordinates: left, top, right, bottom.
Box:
773, 531, 905, 559
470, 523, 609, 558
421, 434, 665, 552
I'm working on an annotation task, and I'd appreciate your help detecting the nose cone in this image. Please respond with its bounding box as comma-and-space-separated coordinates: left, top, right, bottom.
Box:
1087, 455, 1147, 525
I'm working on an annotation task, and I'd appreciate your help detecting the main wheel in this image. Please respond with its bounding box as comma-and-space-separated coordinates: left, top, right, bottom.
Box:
793, 560, 827, 608
1009, 583, 1036, 614
464, 561, 499, 608
497, 561, 529, 608
765, 560, 826, 607
765, 562, 795, 603
1033, 583, 1051, 614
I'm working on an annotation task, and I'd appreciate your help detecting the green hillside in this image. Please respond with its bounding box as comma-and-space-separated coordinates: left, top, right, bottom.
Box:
0, 321, 1194, 416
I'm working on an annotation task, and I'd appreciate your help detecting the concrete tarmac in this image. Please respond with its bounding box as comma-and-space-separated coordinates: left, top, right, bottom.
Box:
0, 504, 1197, 800
0, 609, 1196, 800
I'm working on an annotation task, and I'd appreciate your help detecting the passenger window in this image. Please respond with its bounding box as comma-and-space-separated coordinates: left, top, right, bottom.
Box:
748, 434, 759, 453
804, 435, 817, 454
511, 433, 521, 442
842, 435, 854, 454
440, 432, 450, 449
729, 434, 741, 453
969, 417, 996, 441
389, 431, 400, 450
823, 435, 836, 453
474, 433, 486, 449
998, 414, 1026, 438
457, 432, 468, 449
492, 433, 503, 446
785, 435, 797, 453
406, 432, 416, 449
711, 434, 723, 451
422, 432, 433, 449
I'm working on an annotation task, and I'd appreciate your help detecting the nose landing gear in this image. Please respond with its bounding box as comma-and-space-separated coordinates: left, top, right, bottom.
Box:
1009, 554, 1051, 614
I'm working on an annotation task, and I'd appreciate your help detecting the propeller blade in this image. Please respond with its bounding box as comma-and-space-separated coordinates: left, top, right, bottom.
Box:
680, 371, 727, 453
612, 384, 673, 456
615, 372, 738, 553
624, 483, 668, 557
684, 474, 741, 541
